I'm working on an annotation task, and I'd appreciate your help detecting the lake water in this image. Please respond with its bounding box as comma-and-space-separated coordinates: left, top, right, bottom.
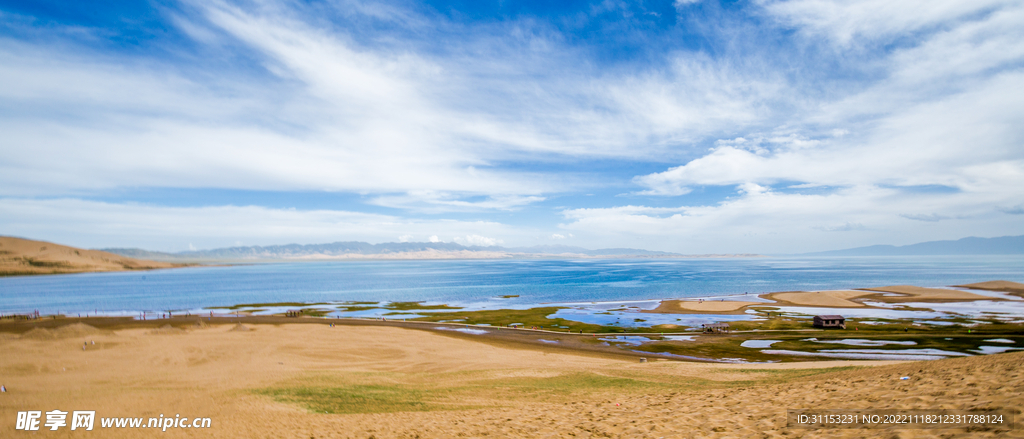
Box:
1, 256, 1023, 315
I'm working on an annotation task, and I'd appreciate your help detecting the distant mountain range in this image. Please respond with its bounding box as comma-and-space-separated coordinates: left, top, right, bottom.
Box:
102, 242, 756, 261
100, 234, 1024, 261
802, 235, 1024, 256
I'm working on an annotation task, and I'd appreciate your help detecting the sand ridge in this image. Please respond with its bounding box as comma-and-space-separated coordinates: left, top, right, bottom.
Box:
0, 236, 184, 276
954, 280, 1024, 298
762, 290, 877, 308
860, 285, 994, 302
648, 290, 879, 313
647, 299, 762, 314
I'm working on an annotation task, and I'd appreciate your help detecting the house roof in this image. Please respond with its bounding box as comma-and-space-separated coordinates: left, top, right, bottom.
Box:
815, 315, 845, 320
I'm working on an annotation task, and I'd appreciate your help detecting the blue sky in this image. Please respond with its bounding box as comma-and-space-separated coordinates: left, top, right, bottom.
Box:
1, 0, 1023, 253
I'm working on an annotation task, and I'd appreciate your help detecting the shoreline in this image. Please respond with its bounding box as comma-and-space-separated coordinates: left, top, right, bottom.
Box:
4, 278, 1023, 364
4, 280, 1023, 322
4, 296, 1023, 364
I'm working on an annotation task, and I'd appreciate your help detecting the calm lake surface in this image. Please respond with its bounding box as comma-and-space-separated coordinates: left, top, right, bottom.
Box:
2, 256, 1023, 315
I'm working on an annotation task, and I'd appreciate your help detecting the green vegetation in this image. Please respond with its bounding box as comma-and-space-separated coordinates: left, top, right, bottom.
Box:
335, 305, 377, 312
487, 372, 680, 398
628, 329, 1024, 362
257, 384, 448, 414
498, 295, 519, 298
385, 302, 463, 311
771, 335, 1024, 356
22, 257, 72, 268
298, 308, 333, 317
632, 339, 779, 363
223, 300, 1024, 363
255, 366, 854, 415
208, 302, 333, 310
411, 307, 626, 333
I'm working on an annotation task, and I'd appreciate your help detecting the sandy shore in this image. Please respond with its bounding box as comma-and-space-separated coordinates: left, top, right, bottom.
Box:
1, 321, 1021, 438
762, 290, 876, 308
953, 280, 1024, 298
647, 299, 763, 314
859, 285, 993, 302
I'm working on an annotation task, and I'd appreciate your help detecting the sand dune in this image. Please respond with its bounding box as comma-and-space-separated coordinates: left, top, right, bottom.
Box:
0, 236, 184, 276
18, 323, 112, 340
860, 285, 993, 302
649, 299, 761, 314
1, 322, 1019, 438
955, 280, 1024, 297
763, 290, 877, 307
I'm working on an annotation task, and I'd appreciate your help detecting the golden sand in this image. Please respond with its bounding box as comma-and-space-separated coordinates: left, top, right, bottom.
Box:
860, 285, 993, 302
650, 290, 879, 313
1, 322, 1020, 438
648, 299, 762, 314
954, 280, 1024, 298
762, 290, 877, 307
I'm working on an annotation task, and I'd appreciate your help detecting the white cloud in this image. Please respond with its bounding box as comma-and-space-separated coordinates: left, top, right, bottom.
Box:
758, 0, 1016, 47
551, 233, 566, 239
674, 0, 702, 7
428, 235, 440, 243
560, 184, 1023, 253
900, 214, 950, 222
814, 223, 867, 232
453, 234, 503, 247
367, 191, 546, 213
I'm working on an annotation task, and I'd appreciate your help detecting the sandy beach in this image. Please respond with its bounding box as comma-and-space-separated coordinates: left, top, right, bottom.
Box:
761, 290, 875, 308
648, 299, 763, 314
955, 281, 1024, 297
859, 285, 993, 302
1, 320, 1021, 438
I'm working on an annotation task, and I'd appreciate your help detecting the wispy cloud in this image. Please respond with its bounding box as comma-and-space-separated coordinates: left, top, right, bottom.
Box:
900, 213, 951, 222
999, 205, 1024, 215
758, 0, 1015, 47
453, 234, 503, 247
367, 191, 546, 213
814, 223, 867, 232
0, 198, 528, 251
560, 183, 1021, 253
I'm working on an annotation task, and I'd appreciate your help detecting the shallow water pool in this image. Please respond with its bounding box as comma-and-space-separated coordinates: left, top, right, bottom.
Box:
802, 338, 917, 347
741, 340, 781, 348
